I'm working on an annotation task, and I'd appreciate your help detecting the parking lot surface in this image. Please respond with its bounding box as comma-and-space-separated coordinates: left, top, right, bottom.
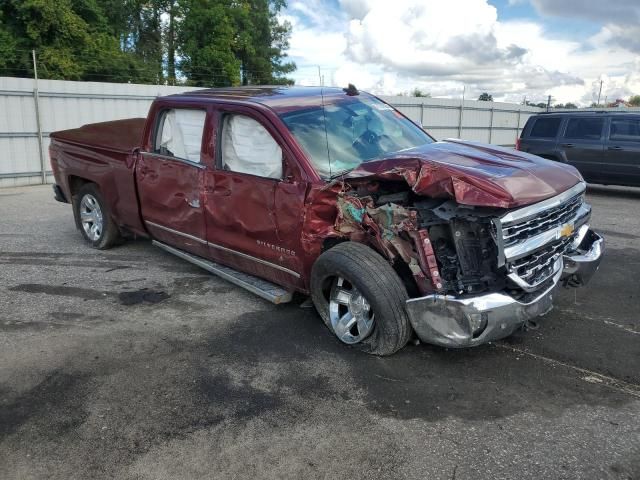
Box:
1, 184, 639, 480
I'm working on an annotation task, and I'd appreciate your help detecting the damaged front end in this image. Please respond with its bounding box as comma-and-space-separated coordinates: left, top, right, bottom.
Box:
327, 179, 603, 348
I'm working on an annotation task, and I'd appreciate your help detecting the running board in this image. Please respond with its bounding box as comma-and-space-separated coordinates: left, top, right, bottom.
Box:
152, 240, 293, 304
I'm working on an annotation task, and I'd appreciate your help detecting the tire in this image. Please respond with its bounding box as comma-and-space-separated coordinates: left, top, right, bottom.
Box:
310, 242, 412, 356
74, 183, 121, 250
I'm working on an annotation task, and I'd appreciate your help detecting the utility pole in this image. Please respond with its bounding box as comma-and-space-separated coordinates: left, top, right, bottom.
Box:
317, 66, 322, 86
458, 85, 465, 138
546, 95, 552, 112
32, 50, 46, 185
597, 80, 603, 107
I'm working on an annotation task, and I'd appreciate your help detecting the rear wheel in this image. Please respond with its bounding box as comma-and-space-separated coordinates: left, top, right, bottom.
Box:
74, 184, 121, 249
310, 242, 412, 356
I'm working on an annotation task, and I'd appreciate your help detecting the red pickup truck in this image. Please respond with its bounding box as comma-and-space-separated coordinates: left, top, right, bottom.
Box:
49, 86, 603, 355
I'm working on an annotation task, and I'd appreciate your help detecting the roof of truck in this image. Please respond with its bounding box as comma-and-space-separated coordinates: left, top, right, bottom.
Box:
170, 86, 367, 113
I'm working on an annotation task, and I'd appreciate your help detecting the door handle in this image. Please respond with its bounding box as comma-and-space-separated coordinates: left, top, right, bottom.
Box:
608, 146, 623, 150
186, 198, 200, 208
561, 143, 575, 148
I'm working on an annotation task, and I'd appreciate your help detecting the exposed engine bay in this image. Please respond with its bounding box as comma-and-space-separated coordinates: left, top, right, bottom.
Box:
331, 179, 506, 297
331, 178, 588, 300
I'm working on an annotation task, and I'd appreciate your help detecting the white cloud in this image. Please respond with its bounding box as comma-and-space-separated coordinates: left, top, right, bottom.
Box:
530, 0, 640, 55
283, 0, 640, 105
342, 0, 521, 76
530, 0, 640, 26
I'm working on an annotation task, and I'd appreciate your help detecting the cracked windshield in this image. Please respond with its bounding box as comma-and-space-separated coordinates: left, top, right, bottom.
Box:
279, 94, 434, 178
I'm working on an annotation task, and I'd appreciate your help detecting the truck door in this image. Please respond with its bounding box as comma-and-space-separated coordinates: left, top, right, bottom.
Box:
604, 116, 640, 187
203, 107, 307, 290
559, 116, 606, 183
136, 107, 209, 257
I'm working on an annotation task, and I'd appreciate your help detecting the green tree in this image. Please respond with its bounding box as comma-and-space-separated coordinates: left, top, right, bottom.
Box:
564, 102, 577, 109
629, 95, 640, 107
99, 0, 178, 83
232, 0, 295, 85
478, 92, 493, 101
411, 88, 430, 98
0, 0, 296, 85
0, 0, 146, 81
165, 0, 178, 85
178, 0, 241, 86
0, 9, 18, 72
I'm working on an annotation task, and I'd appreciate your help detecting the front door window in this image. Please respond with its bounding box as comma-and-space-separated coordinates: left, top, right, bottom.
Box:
220, 114, 283, 179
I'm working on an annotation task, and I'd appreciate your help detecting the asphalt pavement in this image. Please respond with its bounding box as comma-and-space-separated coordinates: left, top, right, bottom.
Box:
0, 184, 638, 480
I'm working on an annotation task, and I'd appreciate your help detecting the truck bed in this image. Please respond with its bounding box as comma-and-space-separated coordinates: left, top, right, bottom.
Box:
50, 118, 146, 153
50, 117, 148, 238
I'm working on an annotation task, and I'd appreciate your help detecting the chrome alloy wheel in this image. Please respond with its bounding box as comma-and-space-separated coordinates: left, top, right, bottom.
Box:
80, 194, 104, 241
329, 276, 375, 344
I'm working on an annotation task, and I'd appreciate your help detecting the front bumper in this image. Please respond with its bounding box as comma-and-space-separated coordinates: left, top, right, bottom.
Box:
561, 228, 604, 287
405, 229, 604, 348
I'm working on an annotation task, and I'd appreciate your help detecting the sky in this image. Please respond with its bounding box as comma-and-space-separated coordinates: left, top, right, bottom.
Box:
280, 0, 640, 105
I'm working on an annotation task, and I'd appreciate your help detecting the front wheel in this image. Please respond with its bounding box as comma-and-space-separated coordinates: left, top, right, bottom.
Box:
310, 242, 412, 356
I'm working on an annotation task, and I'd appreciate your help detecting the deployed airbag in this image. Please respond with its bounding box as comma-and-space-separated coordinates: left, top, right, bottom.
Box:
222, 115, 283, 179
160, 109, 206, 163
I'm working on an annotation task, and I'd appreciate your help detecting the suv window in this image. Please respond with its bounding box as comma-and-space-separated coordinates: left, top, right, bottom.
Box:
610, 118, 640, 142
564, 117, 604, 140
154, 109, 206, 163
221, 114, 283, 179
529, 117, 561, 138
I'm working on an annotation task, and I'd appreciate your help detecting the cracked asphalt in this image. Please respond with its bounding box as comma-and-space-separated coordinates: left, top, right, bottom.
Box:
1, 184, 639, 480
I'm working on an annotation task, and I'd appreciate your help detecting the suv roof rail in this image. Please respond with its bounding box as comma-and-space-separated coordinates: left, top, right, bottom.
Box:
537, 110, 636, 115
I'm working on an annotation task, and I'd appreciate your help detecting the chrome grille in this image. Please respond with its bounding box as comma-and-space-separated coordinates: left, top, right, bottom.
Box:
508, 235, 573, 287
502, 193, 584, 248
497, 183, 590, 291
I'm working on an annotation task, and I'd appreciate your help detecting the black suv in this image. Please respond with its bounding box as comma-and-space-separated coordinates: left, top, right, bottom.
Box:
517, 112, 640, 187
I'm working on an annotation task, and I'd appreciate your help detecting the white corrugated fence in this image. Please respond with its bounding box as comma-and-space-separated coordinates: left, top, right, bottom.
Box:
0, 77, 547, 188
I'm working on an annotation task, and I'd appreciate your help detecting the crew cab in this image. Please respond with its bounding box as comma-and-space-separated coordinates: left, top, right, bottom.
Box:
49, 86, 604, 355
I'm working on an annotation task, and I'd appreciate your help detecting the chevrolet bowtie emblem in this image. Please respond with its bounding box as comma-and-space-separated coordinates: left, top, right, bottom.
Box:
560, 223, 575, 238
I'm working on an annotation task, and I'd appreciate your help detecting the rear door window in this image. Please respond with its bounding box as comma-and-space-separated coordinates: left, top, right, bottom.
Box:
529, 117, 561, 138
610, 118, 640, 142
154, 108, 206, 163
564, 117, 605, 140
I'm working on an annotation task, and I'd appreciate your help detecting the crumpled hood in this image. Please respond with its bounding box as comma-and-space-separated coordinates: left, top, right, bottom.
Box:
345, 139, 583, 209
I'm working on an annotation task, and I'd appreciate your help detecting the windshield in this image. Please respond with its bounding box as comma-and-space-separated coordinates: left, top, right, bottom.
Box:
278, 95, 434, 178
